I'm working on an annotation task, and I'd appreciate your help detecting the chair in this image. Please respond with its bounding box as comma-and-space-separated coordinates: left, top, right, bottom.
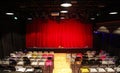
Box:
102, 60, 108, 65
89, 68, 97, 73
49, 51, 54, 54
30, 57, 35, 62
26, 53, 32, 58
34, 67, 43, 73
9, 59, 17, 66
25, 66, 34, 72
10, 53, 16, 57
75, 57, 82, 65
76, 53, 83, 59
66, 53, 71, 62
80, 66, 89, 73
95, 58, 102, 65
15, 66, 26, 72
6, 65, 16, 71
42, 54, 48, 59
91, 51, 96, 57
23, 57, 31, 65
45, 60, 53, 67
72, 53, 76, 58
31, 61, 38, 66
2, 60, 9, 65
17, 60, 24, 66
32, 51, 38, 58
97, 67, 106, 73
36, 57, 41, 61
81, 58, 89, 65
105, 67, 115, 73
114, 65, 120, 73
38, 60, 45, 70
45, 60, 53, 73
88, 59, 96, 65
43, 51, 48, 54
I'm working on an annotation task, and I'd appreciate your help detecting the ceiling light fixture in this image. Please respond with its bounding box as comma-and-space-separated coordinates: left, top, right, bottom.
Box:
109, 12, 118, 15
113, 27, 120, 34
90, 17, 95, 20
60, 3, 72, 7
14, 17, 18, 20
6, 13, 14, 15
60, 17, 65, 19
97, 26, 109, 33
51, 12, 59, 16
60, 10, 68, 13
27, 18, 32, 20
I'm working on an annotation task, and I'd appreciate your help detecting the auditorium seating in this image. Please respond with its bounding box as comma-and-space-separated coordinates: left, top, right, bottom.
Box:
0, 49, 120, 73
69, 50, 120, 73
0, 51, 54, 73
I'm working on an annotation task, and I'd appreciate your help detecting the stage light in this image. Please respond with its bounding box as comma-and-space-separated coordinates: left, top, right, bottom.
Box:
27, 18, 32, 20
60, 3, 72, 7
14, 17, 18, 20
6, 13, 14, 15
60, 17, 65, 19
90, 17, 95, 20
60, 10, 68, 13
109, 12, 118, 15
51, 12, 59, 16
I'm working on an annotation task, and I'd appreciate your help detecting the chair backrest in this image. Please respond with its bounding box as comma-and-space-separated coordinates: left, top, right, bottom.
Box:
17, 60, 24, 66
31, 61, 38, 66
89, 68, 97, 72
7, 65, 16, 71
105, 67, 115, 72
34, 67, 43, 73
80, 67, 89, 73
9, 59, 17, 65
42, 54, 48, 58
15, 66, 26, 72
76, 53, 83, 58
45, 60, 52, 66
97, 67, 106, 72
38, 61, 45, 66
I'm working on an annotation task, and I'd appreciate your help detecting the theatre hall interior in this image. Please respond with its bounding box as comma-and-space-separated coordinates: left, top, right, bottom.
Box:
0, 0, 120, 73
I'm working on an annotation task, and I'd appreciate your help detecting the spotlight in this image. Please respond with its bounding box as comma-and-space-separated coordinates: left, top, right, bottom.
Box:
60, 17, 65, 19
90, 17, 95, 20
14, 17, 18, 20
60, 3, 72, 7
51, 12, 59, 16
6, 13, 14, 15
60, 10, 68, 13
27, 18, 32, 20
109, 12, 118, 15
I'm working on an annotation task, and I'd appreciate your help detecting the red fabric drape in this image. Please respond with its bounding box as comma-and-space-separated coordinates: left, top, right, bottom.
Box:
26, 19, 93, 48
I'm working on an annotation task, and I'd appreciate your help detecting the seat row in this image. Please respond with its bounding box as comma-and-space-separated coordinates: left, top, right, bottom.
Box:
0, 51, 55, 73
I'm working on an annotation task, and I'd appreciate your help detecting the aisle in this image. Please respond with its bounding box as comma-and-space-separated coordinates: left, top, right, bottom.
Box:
53, 53, 72, 73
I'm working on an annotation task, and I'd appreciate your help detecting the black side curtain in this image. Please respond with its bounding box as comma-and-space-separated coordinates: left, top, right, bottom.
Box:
0, 13, 26, 59
0, 32, 25, 59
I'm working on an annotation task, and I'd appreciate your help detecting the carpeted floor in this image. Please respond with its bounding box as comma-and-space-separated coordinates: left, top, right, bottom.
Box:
53, 53, 72, 73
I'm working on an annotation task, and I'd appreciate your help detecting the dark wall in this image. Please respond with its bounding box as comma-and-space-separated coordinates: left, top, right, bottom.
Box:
93, 32, 120, 57
0, 13, 26, 59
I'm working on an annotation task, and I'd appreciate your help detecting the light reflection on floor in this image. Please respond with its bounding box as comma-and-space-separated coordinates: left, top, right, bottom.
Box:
53, 53, 72, 73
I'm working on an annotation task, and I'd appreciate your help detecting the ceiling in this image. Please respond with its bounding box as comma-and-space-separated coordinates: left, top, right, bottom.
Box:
0, 0, 120, 23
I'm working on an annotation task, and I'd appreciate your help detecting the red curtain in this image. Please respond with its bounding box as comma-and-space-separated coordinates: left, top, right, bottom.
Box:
26, 18, 93, 48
